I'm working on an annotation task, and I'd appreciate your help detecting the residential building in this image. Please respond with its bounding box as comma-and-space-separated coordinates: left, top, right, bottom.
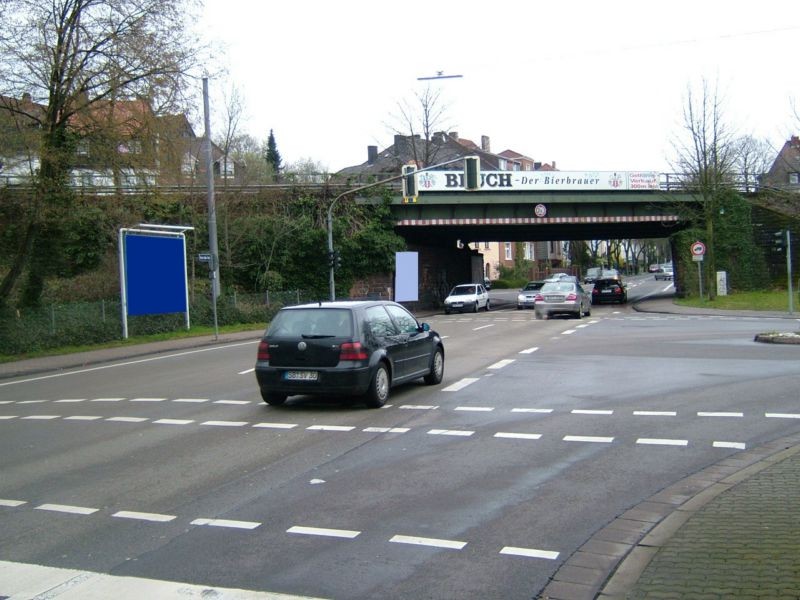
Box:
763, 135, 800, 192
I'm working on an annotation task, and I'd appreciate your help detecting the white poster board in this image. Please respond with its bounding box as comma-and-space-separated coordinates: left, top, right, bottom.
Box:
395, 252, 419, 302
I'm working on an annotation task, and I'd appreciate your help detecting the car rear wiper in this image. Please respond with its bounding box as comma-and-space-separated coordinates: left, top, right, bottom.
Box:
301, 334, 335, 339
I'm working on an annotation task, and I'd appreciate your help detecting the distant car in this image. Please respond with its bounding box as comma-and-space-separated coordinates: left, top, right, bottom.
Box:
655, 265, 674, 280
517, 280, 546, 309
443, 283, 490, 314
648, 264, 661, 273
484, 278, 492, 290
601, 269, 621, 280
591, 277, 627, 304
534, 281, 592, 320
584, 267, 602, 283
254, 300, 444, 408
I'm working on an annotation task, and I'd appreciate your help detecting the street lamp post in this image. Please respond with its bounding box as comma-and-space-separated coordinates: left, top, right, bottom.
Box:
327, 157, 479, 301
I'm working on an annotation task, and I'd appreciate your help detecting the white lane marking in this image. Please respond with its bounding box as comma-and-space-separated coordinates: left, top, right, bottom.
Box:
253, 422, 298, 429
201, 420, 248, 427
363, 427, 410, 433
64, 416, 103, 421
287, 526, 360, 539
488, 359, 515, 370
17, 400, 46, 404
91, 397, 125, 402
562, 329, 577, 335
473, 324, 495, 331
389, 535, 466, 550
500, 546, 560, 560
35, 504, 98, 515
637, 438, 689, 446
399, 404, 439, 410
571, 409, 613, 415
765, 413, 800, 419
307, 425, 355, 432
106, 417, 148, 423
0, 416, 18, 420
0, 499, 26, 507
714, 441, 747, 449
113, 511, 176, 522
512, 408, 553, 413
519, 347, 539, 354
428, 429, 474, 437
192, 518, 261, 530
130, 397, 165, 402
238, 367, 255, 375
22, 415, 59, 420
154, 419, 194, 425
54, 398, 85, 403
172, 398, 209, 403
442, 378, 479, 392
0, 340, 260, 387
563, 435, 614, 443
633, 411, 677, 416
214, 399, 251, 405
455, 406, 494, 412
697, 412, 743, 417
0, 560, 319, 599
0, 400, 12, 404
576, 324, 590, 329
494, 432, 542, 440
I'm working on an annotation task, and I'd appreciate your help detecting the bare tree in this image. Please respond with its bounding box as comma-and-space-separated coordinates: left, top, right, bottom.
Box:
0, 0, 205, 306
387, 85, 452, 167
670, 79, 738, 299
734, 135, 773, 192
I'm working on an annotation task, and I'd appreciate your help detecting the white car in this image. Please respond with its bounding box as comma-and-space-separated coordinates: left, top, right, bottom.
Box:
443, 283, 490, 314
655, 265, 674, 280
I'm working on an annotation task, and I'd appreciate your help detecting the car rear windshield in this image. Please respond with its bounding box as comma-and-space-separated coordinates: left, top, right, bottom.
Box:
541, 282, 575, 292
267, 308, 353, 338
524, 282, 544, 291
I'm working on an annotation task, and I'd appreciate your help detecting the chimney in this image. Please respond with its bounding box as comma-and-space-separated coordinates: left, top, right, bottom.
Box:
394, 134, 409, 157
367, 145, 377, 164
481, 135, 490, 153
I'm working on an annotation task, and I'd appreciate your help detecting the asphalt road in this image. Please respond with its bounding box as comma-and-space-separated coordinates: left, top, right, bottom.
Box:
2, 275, 799, 599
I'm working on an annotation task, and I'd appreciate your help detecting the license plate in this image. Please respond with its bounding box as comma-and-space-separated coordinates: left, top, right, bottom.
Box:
601, 289, 612, 294
545, 296, 562, 302
452, 302, 463, 307
284, 371, 318, 381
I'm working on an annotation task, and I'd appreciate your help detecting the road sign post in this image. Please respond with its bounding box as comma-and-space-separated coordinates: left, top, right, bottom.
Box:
691, 241, 706, 299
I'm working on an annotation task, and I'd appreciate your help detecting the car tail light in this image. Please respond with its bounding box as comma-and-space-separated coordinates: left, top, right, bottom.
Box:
566, 293, 578, 301
592, 288, 599, 295
534, 294, 544, 302
257, 340, 271, 361
340, 341, 368, 360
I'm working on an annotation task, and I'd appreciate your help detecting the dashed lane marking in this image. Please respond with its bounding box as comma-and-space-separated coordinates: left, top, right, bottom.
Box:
130, 397, 166, 402
154, 418, 195, 425
494, 432, 542, 440
473, 324, 495, 331
512, 408, 553, 413
389, 535, 466, 550
201, 420, 248, 427
192, 518, 261, 530
500, 546, 560, 560
0, 499, 26, 507
455, 406, 495, 412
442, 378, 479, 392
488, 359, 515, 369
636, 438, 689, 446
287, 526, 360, 539
519, 346, 539, 354
35, 503, 98, 515
428, 429, 475, 437
363, 427, 410, 433
697, 411, 743, 417
253, 422, 298, 429
399, 404, 439, 410
563, 435, 614, 443
106, 416, 148, 423
713, 441, 747, 449
571, 409, 613, 415
765, 413, 800, 419
64, 415, 103, 421
113, 511, 176, 522
307, 425, 355, 432
633, 411, 677, 416
172, 398, 209, 403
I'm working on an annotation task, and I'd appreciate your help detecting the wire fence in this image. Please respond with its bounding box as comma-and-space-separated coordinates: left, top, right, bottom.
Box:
0, 290, 317, 357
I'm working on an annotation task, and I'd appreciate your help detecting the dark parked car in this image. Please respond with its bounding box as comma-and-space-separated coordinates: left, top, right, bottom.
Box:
591, 277, 627, 304
255, 301, 444, 408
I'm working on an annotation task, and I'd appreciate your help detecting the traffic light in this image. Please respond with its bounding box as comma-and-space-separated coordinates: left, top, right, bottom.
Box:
334, 249, 342, 270
328, 250, 336, 268
773, 230, 786, 252
464, 156, 480, 191
402, 165, 417, 202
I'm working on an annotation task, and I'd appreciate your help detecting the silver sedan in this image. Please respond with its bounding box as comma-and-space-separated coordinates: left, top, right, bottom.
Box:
534, 281, 592, 319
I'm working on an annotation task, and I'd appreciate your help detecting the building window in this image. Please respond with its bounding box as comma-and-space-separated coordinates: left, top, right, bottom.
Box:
504, 242, 512, 260
484, 242, 490, 249
524, 242, 534, 260
790, 172, 799, 185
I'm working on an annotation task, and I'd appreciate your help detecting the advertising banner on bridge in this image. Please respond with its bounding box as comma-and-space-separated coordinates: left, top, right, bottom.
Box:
417, 170, 659, 192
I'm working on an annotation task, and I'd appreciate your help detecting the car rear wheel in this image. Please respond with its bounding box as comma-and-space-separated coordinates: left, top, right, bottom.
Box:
261, 391, 287, 406
472, 302, 479, 313
424, 348, 444, 385
365, 363, 390, 408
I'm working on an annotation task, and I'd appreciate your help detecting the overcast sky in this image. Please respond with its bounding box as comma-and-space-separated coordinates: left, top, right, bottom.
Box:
197, 0, 800, 174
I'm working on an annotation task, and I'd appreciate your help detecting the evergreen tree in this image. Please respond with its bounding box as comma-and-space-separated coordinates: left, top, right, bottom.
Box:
265, 129, 282, 180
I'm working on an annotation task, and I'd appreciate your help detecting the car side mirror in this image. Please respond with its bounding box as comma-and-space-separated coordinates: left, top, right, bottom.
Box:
420, 322, 430, 332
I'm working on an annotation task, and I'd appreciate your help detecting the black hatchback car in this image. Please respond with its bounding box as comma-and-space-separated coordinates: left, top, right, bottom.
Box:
255, 301, 445, 408
591, 277, 627, 304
